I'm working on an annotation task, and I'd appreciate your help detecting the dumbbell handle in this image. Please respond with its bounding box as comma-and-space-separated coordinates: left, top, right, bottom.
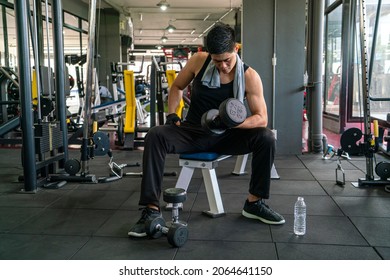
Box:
156, 223, 169, 235
171, 207, 180, 223
210, 115, 228, 130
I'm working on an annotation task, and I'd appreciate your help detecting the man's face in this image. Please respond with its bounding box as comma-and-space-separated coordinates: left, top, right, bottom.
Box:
210, 51, 237, 74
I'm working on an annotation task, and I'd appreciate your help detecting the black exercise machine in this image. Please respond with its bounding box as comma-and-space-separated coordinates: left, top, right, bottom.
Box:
332, 0, 390, 193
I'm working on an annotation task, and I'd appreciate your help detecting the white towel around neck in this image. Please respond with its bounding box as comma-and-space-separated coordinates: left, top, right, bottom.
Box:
201, 53, 245, 102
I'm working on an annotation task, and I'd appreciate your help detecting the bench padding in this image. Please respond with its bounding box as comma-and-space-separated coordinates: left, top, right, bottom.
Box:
179, 152, 220, 161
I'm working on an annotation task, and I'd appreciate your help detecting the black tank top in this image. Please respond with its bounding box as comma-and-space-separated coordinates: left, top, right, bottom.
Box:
184, 55, 249, 125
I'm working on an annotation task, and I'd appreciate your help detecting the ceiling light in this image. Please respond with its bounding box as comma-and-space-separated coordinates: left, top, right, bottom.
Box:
166, 24, 176, 33
161, 36, 168, 43
156, 0, 170, 11
191, 29, 196, 35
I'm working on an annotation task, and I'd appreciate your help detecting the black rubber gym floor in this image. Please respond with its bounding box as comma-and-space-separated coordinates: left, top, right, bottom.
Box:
0, 147, 389, 260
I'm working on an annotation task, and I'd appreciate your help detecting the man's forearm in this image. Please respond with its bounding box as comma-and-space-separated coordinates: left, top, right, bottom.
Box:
167, 87, 183, 114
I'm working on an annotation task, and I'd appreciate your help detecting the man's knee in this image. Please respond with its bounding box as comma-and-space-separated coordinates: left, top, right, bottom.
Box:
145, 125, 178, 144
145, 125, 165, 142
265, 128, 276, 144
256, 128, 276, 149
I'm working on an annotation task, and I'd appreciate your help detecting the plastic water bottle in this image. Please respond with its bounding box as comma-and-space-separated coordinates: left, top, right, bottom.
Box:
294, 197, 306, 235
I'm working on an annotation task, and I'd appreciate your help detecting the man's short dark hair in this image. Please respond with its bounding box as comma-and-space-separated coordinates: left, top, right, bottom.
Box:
206, 23, 236, 54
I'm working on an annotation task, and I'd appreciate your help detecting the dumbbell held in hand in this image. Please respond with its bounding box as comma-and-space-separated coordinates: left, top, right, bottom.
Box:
201, 98, 247, 135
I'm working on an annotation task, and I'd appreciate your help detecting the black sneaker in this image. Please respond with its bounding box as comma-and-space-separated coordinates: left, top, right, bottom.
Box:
242, 199, 285, 225
128, 207, 162, 237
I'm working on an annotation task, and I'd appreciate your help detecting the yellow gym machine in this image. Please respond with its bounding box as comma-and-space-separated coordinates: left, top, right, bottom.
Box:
116, 59, 186, 150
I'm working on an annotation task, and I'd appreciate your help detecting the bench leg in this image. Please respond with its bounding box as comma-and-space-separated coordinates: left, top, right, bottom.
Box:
271, 163, 280, 179
231, 154, 249, 175
175, 166, 194, 191
231, 155, 280, 179
202, 168, 226, 218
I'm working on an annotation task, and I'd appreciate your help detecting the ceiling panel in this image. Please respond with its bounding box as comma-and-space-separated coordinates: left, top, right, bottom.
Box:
98, 0, 242, 48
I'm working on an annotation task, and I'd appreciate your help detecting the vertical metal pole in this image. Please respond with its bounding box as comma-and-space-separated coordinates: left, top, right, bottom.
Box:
358, 0, 374, 180
44, 0, 52, 101
150, 56, 159, 128
2, 7, 10, 68
338, 0, 353, 134
30, 0, 42, 122
51, 0, 68, 163
271, 0, 277, 130
368, 0, 382, 87
81, 0, 97, 175
307, 0, 325, 153
14, 0, 37, 192
34, 0, 44, 66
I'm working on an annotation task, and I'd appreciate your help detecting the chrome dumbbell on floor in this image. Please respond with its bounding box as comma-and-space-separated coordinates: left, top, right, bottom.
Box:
145, 188, 189, 247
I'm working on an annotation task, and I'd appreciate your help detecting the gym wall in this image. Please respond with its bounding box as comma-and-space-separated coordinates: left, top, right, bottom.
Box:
242, 0, 306, 155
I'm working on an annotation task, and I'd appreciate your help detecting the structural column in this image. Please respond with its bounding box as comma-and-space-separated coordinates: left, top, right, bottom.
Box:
14, 0, 37, 192
52, 0, 68, 163
307, 0, 325, 153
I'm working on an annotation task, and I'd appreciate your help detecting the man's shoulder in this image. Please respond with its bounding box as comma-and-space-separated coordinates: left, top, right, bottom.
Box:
244, 66, 261, 81
191, 51, 209, 62
196, 51, 209, 57
187, 52, 210, 75
243, 65, 256, 74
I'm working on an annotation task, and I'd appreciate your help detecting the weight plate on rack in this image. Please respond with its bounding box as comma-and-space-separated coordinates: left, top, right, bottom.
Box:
375, 161, 390, 180
64, 158, 81, 175
340, 127, 362, 155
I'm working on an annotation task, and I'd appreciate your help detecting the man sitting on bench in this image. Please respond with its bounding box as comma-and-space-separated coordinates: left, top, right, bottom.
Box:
128, 23, 285, 238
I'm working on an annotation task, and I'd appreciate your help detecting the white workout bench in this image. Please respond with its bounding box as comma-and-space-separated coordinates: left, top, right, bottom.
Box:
174, 152, 280, 218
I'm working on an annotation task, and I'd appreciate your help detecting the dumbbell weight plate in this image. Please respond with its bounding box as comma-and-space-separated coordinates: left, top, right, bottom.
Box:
219, 98, 247, 127
167, 224, 188, 247
145, 217, 165, 239
163, 187, 187, 204
201, 109, 225, 135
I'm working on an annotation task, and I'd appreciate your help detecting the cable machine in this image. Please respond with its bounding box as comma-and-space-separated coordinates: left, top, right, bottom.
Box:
334, 0, 390, 192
